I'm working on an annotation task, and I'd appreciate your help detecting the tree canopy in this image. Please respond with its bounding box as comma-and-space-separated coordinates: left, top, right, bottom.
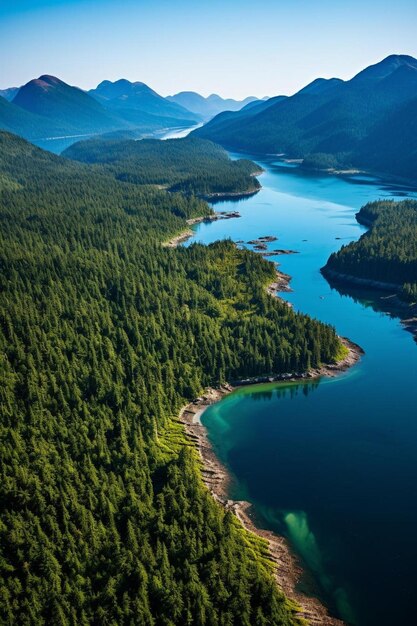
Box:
0, 130, 342, 624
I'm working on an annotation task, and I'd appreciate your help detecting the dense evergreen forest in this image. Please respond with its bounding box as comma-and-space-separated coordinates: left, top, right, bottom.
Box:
0, 130, 343, 625
323, 199, 417, 301
63, 136, 261, 196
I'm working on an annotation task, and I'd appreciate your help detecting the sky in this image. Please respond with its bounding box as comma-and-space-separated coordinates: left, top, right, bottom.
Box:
1, 0, 417, 98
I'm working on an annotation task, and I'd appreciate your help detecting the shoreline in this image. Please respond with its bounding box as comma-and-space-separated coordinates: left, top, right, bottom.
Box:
322, 267, 417, 340
163, 210, 242, 247
165, 207, 361, 623
321, 266, 400, 293
216, 144, 417, 191
202, 187, 261, 201
179, 337, 362, 626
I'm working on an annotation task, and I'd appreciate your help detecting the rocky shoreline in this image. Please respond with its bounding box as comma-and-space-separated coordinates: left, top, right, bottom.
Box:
179, 336, 362, 626
163, 211, 241, 247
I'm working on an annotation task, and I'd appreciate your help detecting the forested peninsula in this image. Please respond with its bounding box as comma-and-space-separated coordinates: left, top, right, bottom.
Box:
63, 136, 262, 198
1, 130, 346, 625
323, 199, 417, 303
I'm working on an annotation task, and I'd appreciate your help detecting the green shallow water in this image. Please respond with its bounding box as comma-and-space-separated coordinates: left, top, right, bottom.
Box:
187, 158, 417, 626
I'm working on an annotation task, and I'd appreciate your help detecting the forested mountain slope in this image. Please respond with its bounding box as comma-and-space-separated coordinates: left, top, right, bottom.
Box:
63, 136, 262, 196
193, 55, 417, 180
323, 199, 417, 301
0, 131, 343, 624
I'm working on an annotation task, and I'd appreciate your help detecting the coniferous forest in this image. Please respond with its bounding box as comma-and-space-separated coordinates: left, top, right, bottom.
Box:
0, 130, 343, 625
63, 136, 261, 197
324, 199, 417, 301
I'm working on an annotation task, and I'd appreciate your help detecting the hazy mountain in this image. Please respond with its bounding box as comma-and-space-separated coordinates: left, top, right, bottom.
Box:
13, 75, 127, 134
166, 91, 263, 119
0, 75, 198, 152
0, 94, 66, 139
90, 79, 199, 122
193, 55, 417, 179
352, 54, 417, 82
0, 87, 19, 101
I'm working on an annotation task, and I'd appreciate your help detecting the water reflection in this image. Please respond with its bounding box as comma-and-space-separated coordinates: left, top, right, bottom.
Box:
324, 277, 416, 341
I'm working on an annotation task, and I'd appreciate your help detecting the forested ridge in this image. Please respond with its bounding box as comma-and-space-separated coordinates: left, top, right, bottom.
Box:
0, 131, 342, 625
324, 199, 417, 302
62, 136, 261, 197
193, 55, 417, 182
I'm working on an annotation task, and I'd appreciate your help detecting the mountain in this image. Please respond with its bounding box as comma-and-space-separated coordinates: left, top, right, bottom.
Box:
0, 87, 19, 101
0, 94, 67, 139
193, 55, 417, 179
62, 135, 261, 197
191, 95, 286, 143
90, 79, 199, 122
296, 77, 343, 96
13, 75, 128, 134
0, 75, 199, 152
166, 91, 263, 120
354, 95, 417, 180
352, 54, 417, 82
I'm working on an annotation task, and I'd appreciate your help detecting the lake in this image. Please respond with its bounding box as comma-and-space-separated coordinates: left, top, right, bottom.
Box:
186, 157, 417, 626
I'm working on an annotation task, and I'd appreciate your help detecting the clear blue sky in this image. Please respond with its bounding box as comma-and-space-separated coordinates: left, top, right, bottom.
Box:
1, 0, 417, 98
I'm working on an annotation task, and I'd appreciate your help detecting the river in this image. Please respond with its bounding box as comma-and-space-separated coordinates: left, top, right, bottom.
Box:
185, 157, 417, 626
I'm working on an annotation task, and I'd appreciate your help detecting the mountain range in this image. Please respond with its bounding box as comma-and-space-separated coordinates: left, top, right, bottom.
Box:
0, 77, 262, 153
166, 92, 264, 120
0, 87, 19, 101
193, 54, 417, 181
89, 79, 196, 121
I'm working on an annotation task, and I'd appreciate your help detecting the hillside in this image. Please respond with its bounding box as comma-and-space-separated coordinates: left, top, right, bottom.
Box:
63, 136, 262, 196
193, 55, 417, 180
90, 79, 199, 123
0, 94, 68, 139
0, 87, 19, 101
353, 96, 417, 180
0, 130, 344, 624
323, 199, 417, 301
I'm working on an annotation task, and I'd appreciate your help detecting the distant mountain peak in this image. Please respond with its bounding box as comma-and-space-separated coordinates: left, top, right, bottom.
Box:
352, 54, 417, 82
36, 75, 65, 87
93, 79, 159, 100
167, 91, 261, 119
0, 87, 20, 102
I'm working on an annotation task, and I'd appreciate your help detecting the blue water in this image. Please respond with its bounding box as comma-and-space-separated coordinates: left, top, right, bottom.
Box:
187, 158, 417, 626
